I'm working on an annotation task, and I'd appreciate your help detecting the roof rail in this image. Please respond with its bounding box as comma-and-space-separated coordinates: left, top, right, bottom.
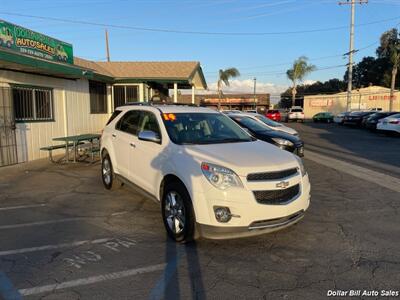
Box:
124, 101, 199, 107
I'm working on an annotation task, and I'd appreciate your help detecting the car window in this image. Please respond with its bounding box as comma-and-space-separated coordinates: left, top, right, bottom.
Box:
231, 116, 271, 133
255, 115, 280, 127
106, 110, 122, 125
138, 111, 161, 138
291, 109, 303, 112
162, 113, 253, 145
116, 110, 141, 135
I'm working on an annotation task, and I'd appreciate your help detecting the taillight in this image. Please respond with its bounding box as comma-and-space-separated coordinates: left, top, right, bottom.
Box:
389, 120, 400, 124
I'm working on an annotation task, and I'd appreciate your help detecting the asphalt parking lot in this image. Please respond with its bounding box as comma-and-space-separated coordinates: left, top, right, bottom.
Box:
0, 123, 399, 300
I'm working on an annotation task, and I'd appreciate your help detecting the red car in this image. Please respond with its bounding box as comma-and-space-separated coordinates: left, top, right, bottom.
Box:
266, 110, 281, 122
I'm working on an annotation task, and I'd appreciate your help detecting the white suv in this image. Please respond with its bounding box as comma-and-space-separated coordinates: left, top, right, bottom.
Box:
101, 104, 311, 242
288, 106, 305, 122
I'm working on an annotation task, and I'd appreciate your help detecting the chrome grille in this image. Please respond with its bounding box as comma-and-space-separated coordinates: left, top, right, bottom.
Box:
247, 168, 298, 181
253, 184, 300, 205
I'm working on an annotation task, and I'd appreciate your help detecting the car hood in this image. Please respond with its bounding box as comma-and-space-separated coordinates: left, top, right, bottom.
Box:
182, 140, 299, 176
255, 130, 303, 145
275, 125, 298, 136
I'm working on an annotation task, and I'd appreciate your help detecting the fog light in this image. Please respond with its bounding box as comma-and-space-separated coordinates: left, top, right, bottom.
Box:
214, 207, 232, 223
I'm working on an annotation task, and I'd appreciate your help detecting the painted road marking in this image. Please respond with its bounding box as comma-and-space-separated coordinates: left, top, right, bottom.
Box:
0, 204, 46, 211
64, 251, 102, 269
306, 150, 400, 193
0, 217, 87, 230
0, 238, 112, 256
0, 272, 22, 300
18, 263, 166, 296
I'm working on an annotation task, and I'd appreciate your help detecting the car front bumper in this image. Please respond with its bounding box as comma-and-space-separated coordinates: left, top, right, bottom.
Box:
197, 210, 305, 239
192, 173, 311, 239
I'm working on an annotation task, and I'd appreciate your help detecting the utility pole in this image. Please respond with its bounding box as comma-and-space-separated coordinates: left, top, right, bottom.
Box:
339, 0, 368, 111
105, 29, 110, 62
253, 77, 257, 110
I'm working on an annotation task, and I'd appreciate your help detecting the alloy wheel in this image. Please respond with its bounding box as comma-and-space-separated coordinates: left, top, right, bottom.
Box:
164, 191, 185, 235
102, 158, 111, 185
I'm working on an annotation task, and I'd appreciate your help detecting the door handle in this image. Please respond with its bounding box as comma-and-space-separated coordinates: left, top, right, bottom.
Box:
130, 143, 136, 148
112, 134, 117, 138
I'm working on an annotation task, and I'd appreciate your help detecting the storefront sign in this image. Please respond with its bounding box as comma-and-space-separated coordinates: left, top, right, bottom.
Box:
309, 99, 334, 107
368, 95, 396, 101
0, 19, 73, 64
204, 98, 258, 104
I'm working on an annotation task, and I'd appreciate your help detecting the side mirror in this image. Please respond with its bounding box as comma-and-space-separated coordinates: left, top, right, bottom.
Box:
138, 130, 161, 144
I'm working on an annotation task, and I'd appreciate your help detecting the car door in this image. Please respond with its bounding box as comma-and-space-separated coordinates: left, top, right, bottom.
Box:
132, 110, 164, 195
114, 110, 141, 179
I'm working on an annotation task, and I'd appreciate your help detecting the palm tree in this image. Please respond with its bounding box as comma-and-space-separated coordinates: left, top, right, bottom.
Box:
217, 68, 240, 110
286, 56, 316, 107
379, 29, 400, 111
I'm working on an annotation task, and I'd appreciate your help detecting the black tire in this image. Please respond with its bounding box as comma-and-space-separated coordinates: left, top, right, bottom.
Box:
162, 181, 196, 243
101, 152, 116, 190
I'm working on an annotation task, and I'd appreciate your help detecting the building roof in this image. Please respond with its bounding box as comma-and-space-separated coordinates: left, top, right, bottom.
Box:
73, 58, 206, 89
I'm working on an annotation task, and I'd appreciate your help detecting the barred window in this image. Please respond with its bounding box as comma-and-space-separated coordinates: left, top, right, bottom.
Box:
12, 86, 53, 122
113, 85, 139, 110
89, 81, 107, 114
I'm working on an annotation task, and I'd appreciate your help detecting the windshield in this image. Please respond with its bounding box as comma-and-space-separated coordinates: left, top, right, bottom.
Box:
254, 114, 280, 127
162, 113, 253, 145
230, 115, 272, 133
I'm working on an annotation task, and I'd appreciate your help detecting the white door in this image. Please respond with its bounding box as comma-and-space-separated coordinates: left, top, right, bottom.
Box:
132, 111, 164, 195
114, 110, 140, 179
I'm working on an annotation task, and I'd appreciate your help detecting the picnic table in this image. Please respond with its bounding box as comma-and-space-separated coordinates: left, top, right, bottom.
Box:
52, 133, 101, 163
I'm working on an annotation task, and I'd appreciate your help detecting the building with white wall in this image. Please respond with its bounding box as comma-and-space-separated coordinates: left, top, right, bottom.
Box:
0, 20, 207, 167
303, 86, 399, 119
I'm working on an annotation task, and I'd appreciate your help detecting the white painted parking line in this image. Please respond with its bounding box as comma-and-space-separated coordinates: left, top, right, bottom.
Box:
0, 204, 46, 211
18, 263, 166, 296
0, 217, 86, 230
0, 238, 112, 256
306, 150, 400, 193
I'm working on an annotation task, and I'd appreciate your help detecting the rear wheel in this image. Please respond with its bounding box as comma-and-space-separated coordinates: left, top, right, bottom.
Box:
162, 181, 195, 243
101, 153, 115, 190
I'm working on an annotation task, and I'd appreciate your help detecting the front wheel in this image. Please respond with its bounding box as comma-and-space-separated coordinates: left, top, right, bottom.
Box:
162, 182, 195, 243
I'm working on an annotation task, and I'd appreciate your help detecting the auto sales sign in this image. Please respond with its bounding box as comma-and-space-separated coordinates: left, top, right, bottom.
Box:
0, 19, 73, 64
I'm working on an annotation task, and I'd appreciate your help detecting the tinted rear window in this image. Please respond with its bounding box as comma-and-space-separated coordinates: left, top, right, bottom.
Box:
268, 110, 279, 113
291, 109, 303, 112
106, 110, 122, 125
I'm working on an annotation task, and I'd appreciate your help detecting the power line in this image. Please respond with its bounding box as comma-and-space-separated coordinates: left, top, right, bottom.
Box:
0, 11, 398, 36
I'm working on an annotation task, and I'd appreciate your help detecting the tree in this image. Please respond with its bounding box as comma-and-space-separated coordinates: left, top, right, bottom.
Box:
217, 68, 240, 110
286, 56, 316, 107
378, 28, 400, 111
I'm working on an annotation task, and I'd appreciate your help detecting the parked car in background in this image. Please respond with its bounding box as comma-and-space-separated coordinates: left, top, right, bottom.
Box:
101, 104, 310, 242
365, 112, 399, 131
244, 112, 299, 136
377, 113, 400, 134
334, 112, 348, 125
228, 113, 304, 156
343, 111, 376, 126
312, 112, 334, 123
221, 110, 242, 114
287, 107, 305, 122
266, 109, 282, 122
244, 110, 257, 113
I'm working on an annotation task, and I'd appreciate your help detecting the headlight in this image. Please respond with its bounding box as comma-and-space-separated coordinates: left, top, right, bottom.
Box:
295, 155, 306, 177
201, 162, 243, 190
271, 138, 294, 147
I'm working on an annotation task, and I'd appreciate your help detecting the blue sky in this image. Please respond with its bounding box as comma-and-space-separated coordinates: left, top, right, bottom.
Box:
1, 0, 399, 96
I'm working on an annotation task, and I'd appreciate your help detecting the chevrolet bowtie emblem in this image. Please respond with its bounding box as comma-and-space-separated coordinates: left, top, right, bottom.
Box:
276, 181, 290, 189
